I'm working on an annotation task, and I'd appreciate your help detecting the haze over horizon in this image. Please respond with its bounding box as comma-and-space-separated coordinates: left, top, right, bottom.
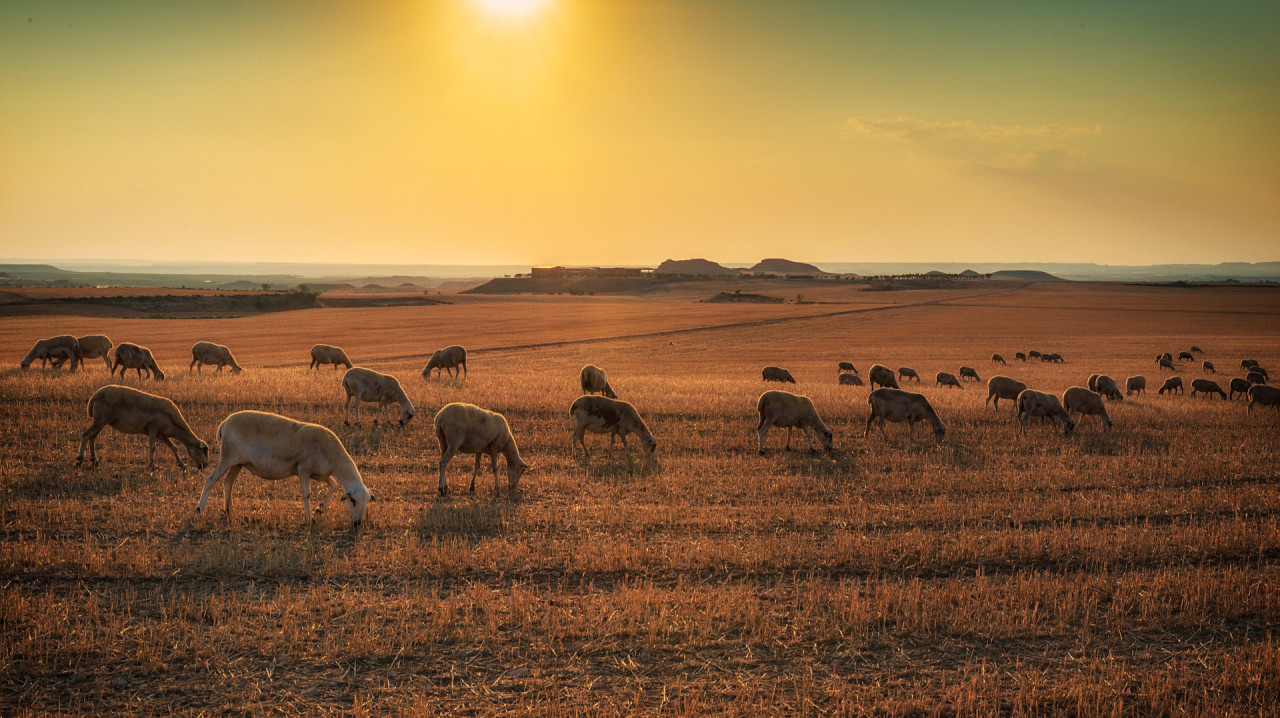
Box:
2, 1, 1277, 266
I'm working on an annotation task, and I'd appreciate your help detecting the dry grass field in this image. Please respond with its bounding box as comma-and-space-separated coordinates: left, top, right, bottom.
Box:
2, 280, 1278, 715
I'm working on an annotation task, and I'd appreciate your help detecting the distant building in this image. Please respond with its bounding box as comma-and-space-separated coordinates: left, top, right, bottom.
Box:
531, 266, 652, 278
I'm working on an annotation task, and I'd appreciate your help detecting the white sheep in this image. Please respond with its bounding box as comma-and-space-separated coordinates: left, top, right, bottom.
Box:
756, 390, 833, 454
581, 365, 618, 397
310, 344, 353, 371
1016, 389, 1076, 436
20, 335, 78, 370
342, 367, 415, 426
569, 395, 657, 463
864, 388, 946, 442
77, 385, 209, 469
189, 341, 243, 374
112, 343, 165, 380
434, 402, 530, 496
985, 376, 1027, 410
422, 345, 468, 379
73, 335, 113, 371
1062, 386, 1112, 431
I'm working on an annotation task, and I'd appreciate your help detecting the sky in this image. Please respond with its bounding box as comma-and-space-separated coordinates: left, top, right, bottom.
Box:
1, 0, 1277, 266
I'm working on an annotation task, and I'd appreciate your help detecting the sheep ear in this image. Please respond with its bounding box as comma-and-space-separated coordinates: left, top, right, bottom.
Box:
368, 493, 376, 502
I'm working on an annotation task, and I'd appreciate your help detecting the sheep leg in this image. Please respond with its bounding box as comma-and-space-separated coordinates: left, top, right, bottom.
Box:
221, 466, 242, 514
352, 398, 362, 426
147, 431, 159, 468
490, 451, 502, 496
298, 472, 313, 524
462, 361, 467, 378
196, 462, 240, 514
785, 427, 793, 451
437, 430, 455, 496
77, 420, 107, 466
907, 419, 916, 440
571, 426, 589, 461
189, 357, 197, 373
470, 452, 482, 493
619, 432, 633, 463
803, 426, 817, 452
757, 420, 772, 455
877, 419, 890, 441
161, 437, 186, 468
312, 477, 341, 513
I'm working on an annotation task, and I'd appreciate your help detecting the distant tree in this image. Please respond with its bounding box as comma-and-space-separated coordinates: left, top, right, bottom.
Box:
261, 283, 272, 291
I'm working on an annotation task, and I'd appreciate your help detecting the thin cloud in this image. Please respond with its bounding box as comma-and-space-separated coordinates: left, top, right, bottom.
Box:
847, 115, 1101, 174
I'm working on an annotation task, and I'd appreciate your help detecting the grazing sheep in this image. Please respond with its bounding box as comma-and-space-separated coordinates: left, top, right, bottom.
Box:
936, 372, 962, 389
189, 341, 243, 374
991, 353, 1006, 365
1247, 371, 1268, 386
756, 390, 833, 454
1087, 374, 1100, 392
959, 366, 980, 382
77, 385, 209, 469
761, 366, 797, 384
73, 335, 113, 371
1158, 376, 1184, 395
1241, 359, 1258, 370
897, 367, 921, 382
196, 411, 372, 528
20, 335, 78, 370
1229, 377, 1252, 400
1015, 352, 1027, 362
581, 365, 618, 397
1062, 386, 1112, 431
837, 361, 856, 373
1157, 356, 1176, 371
1250, 366, 1270, 381
1094, 376, 1124, 401
112, 343, 165, 380
865, 388, 946, 443
1016, 390, 1076, 436
1042, 353, 1064, 363
1190, 345, 1203, 353
1247, 385, 1280, 414
434, 402, 529, 496
838, 372, 864, 386
310, 344, 353, 371
868, 364, 899, 390
341, 367, 414, 426
569, 395, 657, 463
1028, 351, 1042, 359
986, 376, 1028, 410
1159, 352, 1173, 362
422, 345, 468, 379
1178, 351, 1194, 362
1125, 376, 1146, 397
1203, 360, 1215, 374
1191, 378, 1227, 399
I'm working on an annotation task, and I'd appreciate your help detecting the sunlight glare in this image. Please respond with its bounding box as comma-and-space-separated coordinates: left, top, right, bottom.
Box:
472, 0, 551, 19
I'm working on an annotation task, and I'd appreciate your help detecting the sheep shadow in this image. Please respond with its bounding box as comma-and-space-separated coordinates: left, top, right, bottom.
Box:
577, 454, 662, 481
415, 498, 517, 542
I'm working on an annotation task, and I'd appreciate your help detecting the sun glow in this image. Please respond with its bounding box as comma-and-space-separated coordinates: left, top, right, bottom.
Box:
472, 0, 551, 19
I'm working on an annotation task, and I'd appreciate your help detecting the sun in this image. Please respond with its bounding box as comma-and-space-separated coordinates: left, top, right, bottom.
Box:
472, 0, 551, 18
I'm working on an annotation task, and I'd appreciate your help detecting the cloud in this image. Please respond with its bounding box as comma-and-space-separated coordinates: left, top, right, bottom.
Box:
847, 115, 1100, 174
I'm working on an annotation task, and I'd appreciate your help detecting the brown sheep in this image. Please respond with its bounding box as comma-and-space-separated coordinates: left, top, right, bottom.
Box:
1040, 353, 1064, 363
434, 403, 529, 496
897, 367, 921, 382
1249, 367, 1270, 382
1028, 351, 1042, 359
189, 341, 243, 374
1247, 385, 1280, 413
569, 395, 656, 463
1062, 386, 1112, 431
73, 335, 113, 371
1158, 352, 1173, 362
1158, 376, 1183, 395
1229, 377, 1252, 400
1087, 374, 1100, 392
1157, 356, 1176, 371
1247, 371, 1268, 385
77, 385, 209, 469
986, 376, 1027, 410
1016, 390, 1076, 436
838, 372, 864, 386
935, 372, 962, 389
1190, 379, 1227, 399
20, 335, 78, 370
581, 365, 618, 397
1202, 360, 1215, 374
112, 343, 164, 380
865, 388, 946, 442
1241, 359, 1258, 370
1190, 345, 1203, 353
838, 361, 856, 373
1126, 376, 1146, 396
310, 344, 353, 371
991, 353, 1006, 365
868, 364, 898, 390
422, 345, 468, 379
959, 366, 980, 381
1094, 376, 1123, 402
1015, 352, 1027, 362
762, 366, 797, 384
756, 390, 833, 454
1178, 351, 1194, 362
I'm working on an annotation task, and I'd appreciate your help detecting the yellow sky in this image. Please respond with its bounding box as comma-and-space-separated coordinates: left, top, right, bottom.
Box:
1, 0, 1277, 266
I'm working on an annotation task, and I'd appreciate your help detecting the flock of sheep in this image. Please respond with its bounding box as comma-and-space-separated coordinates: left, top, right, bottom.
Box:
17, 333, 1280, 530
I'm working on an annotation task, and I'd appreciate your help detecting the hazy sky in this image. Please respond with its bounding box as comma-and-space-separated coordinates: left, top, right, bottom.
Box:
2, 0, 1277, 266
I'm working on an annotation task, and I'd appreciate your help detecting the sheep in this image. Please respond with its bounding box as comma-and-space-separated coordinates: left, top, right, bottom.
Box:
1229, 377, 1252, 400
422, 345, 468, 379
1157, 356, 1176, 371
1042, 353, 1064, 363
865, 388, 946, 443
1158, 352, 1173, 362
20, 335, 78, 370
310, 344, 353, 371
72, 335, 113, 371
936, 372, 962, 389
1094, 375, 1124, 401
986, 376, 1027, 410
1087, 374, 1100, 391
1247, 371, 1268, 385
1028, 350, 1042, 359
1062, 386, 1112, 431
868, 364, 899, 389
756, 390, 833, 454
1203, 360, 1215, 374
569, 395, 657, 463
1016, 389, 1076, 436
761, 366, 797, 384
1178, 351, 1194, 362
959, 366, 981, 382
838, 372, 864, 386
1241, 359, 1258, 370
77, 385, 209, 469
1158, 376, 1184, 395
1015, 352, 1027, 362
112, 343, 165, 380
1126, 376, 1146, 396
838, 361, 856, 373
1190, 345, 1203, 353
897, 367, 921, 382
434, 402, 530, 496
1247, 385, 1280, 414
341, 367, 415, 426
1191, 378, 1227, 399
991, 353, 1006, 365
189, 341, 243, 374
581, 365, 618, 397
1250, 366, 1270, 381
195, 411, 372, 528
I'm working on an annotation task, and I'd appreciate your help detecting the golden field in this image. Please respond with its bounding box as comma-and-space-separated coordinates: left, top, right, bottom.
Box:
1, 280, 1278, 715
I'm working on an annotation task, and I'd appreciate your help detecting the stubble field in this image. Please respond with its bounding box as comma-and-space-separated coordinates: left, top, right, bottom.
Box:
1, 280, 1278, 715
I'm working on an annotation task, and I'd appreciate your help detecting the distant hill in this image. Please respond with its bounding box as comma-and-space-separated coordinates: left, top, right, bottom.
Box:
992, 270, 1061, 281
215, 281, 262, 291
960, 269, 981, 277
751, 258, 822, 274
655, 258, 739, 276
